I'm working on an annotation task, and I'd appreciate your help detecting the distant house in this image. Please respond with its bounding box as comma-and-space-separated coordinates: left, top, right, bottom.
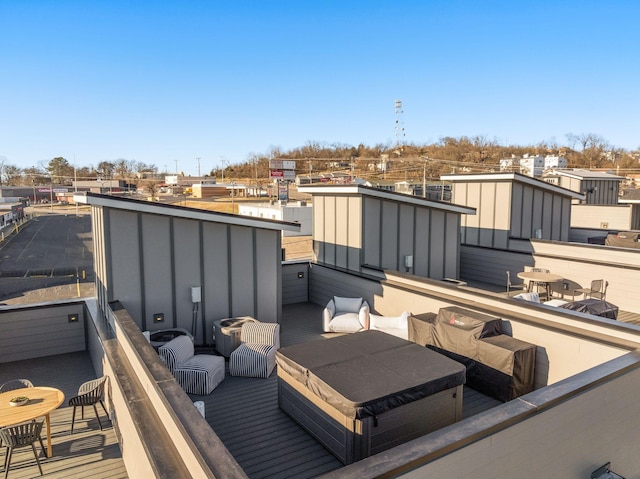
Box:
499, 154, 568, 178
542, 169, 624, 205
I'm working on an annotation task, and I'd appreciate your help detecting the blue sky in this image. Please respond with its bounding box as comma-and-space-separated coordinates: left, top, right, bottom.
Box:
1, 1, 638, 175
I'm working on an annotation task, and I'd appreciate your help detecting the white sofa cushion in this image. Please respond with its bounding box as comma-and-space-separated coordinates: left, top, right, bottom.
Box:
329, 312, 363, 332
369, 312, 410, 339
333, 296, 363, 313
369, 312, 409, 330
513, 292, 540, 303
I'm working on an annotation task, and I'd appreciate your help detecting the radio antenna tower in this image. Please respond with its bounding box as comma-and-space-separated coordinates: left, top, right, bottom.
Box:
394, 99, 405, 146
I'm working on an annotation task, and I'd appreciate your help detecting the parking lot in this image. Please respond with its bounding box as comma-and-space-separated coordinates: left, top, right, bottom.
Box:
0, 210, 94, 304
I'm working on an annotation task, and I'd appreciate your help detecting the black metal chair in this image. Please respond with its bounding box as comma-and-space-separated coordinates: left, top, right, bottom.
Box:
68, 376, 109, 433
0, 378, 34, 393
0, 420, 45, 478
0, 379, 41, 451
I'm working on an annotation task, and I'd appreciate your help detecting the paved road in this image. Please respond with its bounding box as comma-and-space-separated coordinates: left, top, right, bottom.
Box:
0, 211, 93, 302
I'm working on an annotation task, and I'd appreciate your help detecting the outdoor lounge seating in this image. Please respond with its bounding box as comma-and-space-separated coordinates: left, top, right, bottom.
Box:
0, 420, 45, 478
323, 296, 370, 333
369, 311, 411, 339
159, 336, 225, 395
229, 322, 280, 378
69, 376, 109, 433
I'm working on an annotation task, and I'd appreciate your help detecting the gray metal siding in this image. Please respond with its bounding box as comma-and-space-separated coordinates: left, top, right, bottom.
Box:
0, 303, 87, 363
428, 210, 446, 278
202, 222, 230, 344
460, 244, 533, 287
347, 196, 362, 271
141, 214, 174, 330
282, 263, 309, 304
229, 224, 256, 317
97, 207, 284, 343
363, 197, 381, 267
398, 204, 415, 273
414, 208, 431, 277
381, 201, 399, 270
255, 228, 281, 322
107, 210, 143, 321
172, 218, 203, 340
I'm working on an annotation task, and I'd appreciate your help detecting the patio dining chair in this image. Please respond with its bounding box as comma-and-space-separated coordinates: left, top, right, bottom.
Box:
576, 279, 608, 300
68, 376, 109, 433
0, 378, 34, 393
0, 379, 44, 451
0, 420, 45, 478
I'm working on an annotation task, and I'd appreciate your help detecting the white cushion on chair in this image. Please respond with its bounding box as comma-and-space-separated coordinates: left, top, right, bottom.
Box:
369, 311, 410, 339
333, 296, 363, 313
329, 312, 363, 332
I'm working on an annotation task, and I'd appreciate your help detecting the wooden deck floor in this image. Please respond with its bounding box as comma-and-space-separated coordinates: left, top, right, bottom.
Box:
0, 351, 127, 479
192, 302, 502, 479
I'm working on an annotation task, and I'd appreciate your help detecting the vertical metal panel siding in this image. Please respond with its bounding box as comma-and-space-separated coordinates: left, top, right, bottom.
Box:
91, 206, 107, 313
532, 188, 543, 235
202, 222, 230, 343
229, 225, 256, 317
381, 201, 399, 270
453, 183, 468, 244
444, 212, 459, 279
399, 204, 415, 273
313, 196, 325, 264
551, 194, 562, 240
324, 196, 336, 267
465, 183, 481, 245
108, 209, 143, 323
141, 215, 174, 328
494, 182, 511, 249
521, 186, 534, 238
429, 210, 446, 279
363, 197, 381, 267
335, 196, 349, 269
172, 218, 202, 340
510, 183, 523, 238
347, 196, 361, 271
479, 182, 495, 247
541, 192, 552, 239
414, 208, 431, 277
255, 229, 280, 323
561, 198, 571, 241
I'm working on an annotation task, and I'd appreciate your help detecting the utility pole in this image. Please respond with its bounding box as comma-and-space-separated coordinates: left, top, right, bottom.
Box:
422, 157, 427, 199
196, 157, 201, 177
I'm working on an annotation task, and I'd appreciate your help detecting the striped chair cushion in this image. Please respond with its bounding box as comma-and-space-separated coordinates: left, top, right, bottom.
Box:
159, 336, 225, 395
175, 355, 225, 395
239, 322, 280, 349
230, 322, 280, 378
158, 336, 194, 373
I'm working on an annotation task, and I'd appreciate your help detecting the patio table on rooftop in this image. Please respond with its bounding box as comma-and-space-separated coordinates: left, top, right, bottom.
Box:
517, 271, 563, 299
0, 386, 65, 458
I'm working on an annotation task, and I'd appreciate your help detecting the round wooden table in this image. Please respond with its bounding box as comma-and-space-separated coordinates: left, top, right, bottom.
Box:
0, 386, 65, 458
517, 271, 564, 299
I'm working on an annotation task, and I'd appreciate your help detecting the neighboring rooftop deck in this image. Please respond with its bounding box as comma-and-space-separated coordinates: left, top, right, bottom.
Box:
0, 351, 127, 479
191, 302, 502, 479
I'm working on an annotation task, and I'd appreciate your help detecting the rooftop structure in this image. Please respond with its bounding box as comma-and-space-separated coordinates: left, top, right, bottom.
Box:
1, 189, 640, 478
